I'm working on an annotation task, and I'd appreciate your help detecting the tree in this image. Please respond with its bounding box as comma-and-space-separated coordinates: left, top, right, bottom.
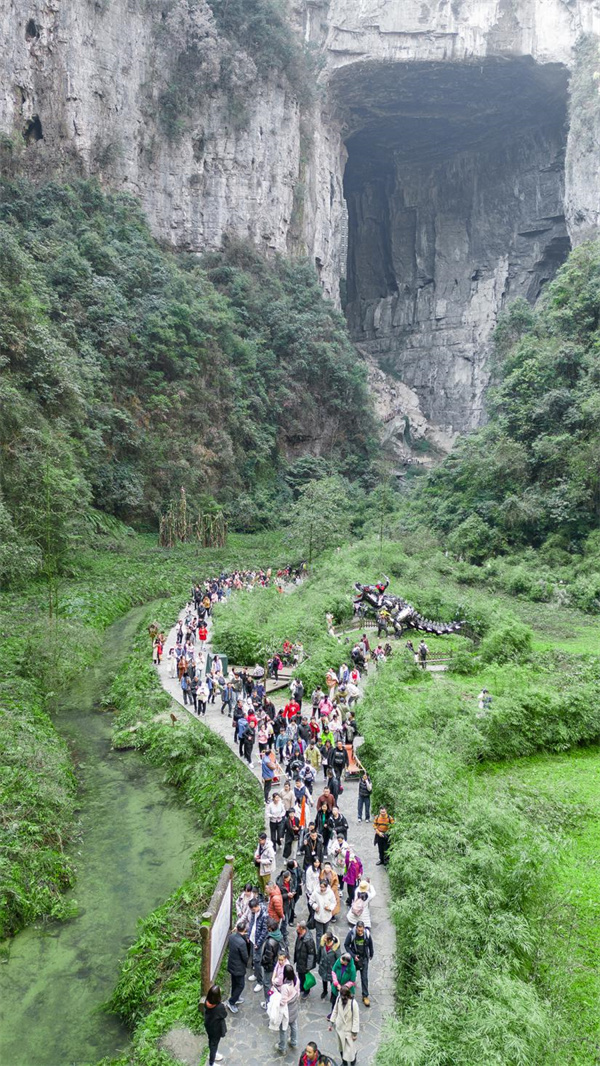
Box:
284, 476, 352, 565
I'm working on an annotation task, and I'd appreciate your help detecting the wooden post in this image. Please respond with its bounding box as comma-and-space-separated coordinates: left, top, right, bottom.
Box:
200, 913, 212, 996
199, 860, 235, 996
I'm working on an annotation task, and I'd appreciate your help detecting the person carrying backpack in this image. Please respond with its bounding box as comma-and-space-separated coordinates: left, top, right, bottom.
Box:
344, 921, 374, 1007
346, 880, 376, 928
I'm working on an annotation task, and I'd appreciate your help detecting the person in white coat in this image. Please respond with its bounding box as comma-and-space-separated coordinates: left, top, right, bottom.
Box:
347, 879, 376, 928
309, 881, 337, 939
329, 986, 360, 1064
254, 832, 276, 894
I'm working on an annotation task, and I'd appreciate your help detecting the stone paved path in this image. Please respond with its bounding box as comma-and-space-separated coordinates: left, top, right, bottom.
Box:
157, 607, 395, 1066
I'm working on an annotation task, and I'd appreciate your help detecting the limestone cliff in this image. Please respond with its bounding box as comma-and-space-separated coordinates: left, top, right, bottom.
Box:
3, 0, 600, 455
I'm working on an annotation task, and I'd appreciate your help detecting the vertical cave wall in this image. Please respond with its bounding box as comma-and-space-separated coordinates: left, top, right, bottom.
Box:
340, 59, 570, 439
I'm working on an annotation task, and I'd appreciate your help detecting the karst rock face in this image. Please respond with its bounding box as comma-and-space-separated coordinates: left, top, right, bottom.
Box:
3, 0, 600, 453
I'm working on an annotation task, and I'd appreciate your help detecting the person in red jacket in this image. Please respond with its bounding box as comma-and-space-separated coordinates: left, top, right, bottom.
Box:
284, 698, 300, 720
198, 623, 208, 644
266, 882, 284, 924
298, 1044, 319, 1066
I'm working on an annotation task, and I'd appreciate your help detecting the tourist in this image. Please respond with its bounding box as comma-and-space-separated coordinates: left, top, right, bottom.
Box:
275, 963, 301, 1055
259, 918, 284, 1008
202, 984, 227, 1065
293, 920, 317, 998
189, 673, 198, 714
331, 951, 357, 1009
254, 831, 276, 894
309, 879, 337, 939
306, 739, 322, 775
321, 860, 341, 921
373, 806, 394, 866
281, 779, 295, 811
261, 749, 277, 802
248, 897, 269, 993
168, 647, 177, 677
266, 792, 286, 850
317, 930, 340, 999
323, 769, 340, 806
344, 921, 374, 1007
196, 677, 208, 717
302, 826, 324, 871
181, 672, 191, 706
277, 864, 298, 928
226, 920, 249, 1013
331, 740, 349, 780
329, 986, 360, 1064
243, 719, 256, 768
282, 806, 301, 859
266, 881, 285, 931
235, 882, 255, 926
316, 786, 335, 814
298, 1043, 320, 1066
357, 772, 372, 822
328, 806, 348, 842
347, 880, 376, 929
418, 639, 428, 669
342, 849, 363, 905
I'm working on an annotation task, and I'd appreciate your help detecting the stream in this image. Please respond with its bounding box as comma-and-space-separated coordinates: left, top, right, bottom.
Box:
0, 606, 200, 1066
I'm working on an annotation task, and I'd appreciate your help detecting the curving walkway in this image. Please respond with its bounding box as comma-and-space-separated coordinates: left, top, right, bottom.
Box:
156, 605, 395, 1066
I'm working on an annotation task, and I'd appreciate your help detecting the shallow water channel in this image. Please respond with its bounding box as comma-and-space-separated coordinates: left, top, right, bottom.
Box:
0, 606, 200, 1066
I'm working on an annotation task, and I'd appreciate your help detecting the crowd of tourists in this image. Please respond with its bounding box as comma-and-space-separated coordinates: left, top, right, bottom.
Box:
158, 568, 393, 1065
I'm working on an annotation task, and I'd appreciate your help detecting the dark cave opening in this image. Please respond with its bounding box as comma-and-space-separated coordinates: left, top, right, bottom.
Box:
23, 114, 43, 143
333, 57, 571, 434
25, 18, 40, 41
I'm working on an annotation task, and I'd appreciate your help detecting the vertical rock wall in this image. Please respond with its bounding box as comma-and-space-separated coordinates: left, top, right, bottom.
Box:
0, 0, 343, 298
3, 0, 600, 448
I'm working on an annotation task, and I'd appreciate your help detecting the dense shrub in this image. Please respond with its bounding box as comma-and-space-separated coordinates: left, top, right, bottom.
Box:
479, 619, 533, 664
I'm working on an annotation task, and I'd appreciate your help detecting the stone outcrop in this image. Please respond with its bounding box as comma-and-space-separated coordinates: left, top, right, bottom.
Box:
2, 0, 600, 451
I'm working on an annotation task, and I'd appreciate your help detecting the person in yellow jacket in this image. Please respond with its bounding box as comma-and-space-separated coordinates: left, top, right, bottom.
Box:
373, 807, 394, 866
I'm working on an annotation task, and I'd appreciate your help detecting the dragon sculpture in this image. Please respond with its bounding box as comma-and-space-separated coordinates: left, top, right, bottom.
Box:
353, 576, 464, 637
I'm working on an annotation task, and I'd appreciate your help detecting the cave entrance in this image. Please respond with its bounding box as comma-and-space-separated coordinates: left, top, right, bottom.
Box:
335, 57, 570, 436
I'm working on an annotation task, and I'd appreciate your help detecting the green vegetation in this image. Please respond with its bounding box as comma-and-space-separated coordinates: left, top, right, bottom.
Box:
481, 748, 600, 1066
152, 0, 314, 142
104, 604, 263, 1063
0, 680, 77, 938
214, 538, 600, 1065
412, 243, 600, 558
0, 176, 375, 584
0, 531, 283, 940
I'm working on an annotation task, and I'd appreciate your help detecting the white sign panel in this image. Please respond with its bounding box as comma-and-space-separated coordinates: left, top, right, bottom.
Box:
210, 879, 232, 981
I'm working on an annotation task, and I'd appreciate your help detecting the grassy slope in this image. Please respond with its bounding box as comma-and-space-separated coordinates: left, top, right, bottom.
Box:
481, 749, 600, 1066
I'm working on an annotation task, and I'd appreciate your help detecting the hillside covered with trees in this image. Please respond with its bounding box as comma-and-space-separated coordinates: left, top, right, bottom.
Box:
0, 177, 377, 586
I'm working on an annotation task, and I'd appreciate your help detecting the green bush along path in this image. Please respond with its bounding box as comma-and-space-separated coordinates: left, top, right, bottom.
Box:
156, 599, 395, 1066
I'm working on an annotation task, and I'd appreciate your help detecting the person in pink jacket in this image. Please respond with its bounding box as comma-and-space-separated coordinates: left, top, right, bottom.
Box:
342, 849, 363, 905
276, 964, 301, 1054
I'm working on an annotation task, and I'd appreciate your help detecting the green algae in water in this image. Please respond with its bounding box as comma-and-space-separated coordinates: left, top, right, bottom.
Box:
0, 608, 200, 1066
